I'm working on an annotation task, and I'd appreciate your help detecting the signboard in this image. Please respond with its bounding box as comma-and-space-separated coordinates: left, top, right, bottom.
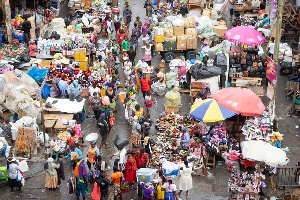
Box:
266, 57, 277, 86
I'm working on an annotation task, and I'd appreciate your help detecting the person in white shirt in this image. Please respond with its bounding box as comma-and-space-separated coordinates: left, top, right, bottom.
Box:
88, 83, 100, 117
162, 178, 178, 200
106, 17, 113, 39
267, 37, 275, 59
6, 157, 22, 192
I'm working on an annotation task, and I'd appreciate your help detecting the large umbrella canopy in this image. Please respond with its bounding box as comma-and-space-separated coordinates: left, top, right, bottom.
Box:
224, 26, 266, 46
190, 99, 237, 122
209, 87, 266, 116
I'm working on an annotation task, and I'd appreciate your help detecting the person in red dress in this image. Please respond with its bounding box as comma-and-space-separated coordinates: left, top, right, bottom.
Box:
136, 148, 150, 169
124, 154, 137, 189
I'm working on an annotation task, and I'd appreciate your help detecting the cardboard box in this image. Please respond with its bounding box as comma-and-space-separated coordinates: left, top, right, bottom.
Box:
74, 3, 81, 9
173, 25, 184, 36
184, 17, 196, 28
155, 43, 164, 52
186, 37, 197, 49
177, 35, 187, 50
213, 25, 227, 37
164, 28, 173, 38
185, 28, 197, 37
155, 35, 164, 43
189, 0, 201, 4
210, 10, 217, 20
76, 48, 86, 53
202, 9, 211, 17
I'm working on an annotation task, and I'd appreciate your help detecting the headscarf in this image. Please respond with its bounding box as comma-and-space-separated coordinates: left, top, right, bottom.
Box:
47, 157, 54, 163
100, 113, 106, 119
73, 80, 79, 87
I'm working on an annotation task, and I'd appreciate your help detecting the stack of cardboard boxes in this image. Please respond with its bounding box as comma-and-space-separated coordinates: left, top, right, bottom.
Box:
154, 16, 198, 52
69, 0, 91, 14
74, 48, 88, 71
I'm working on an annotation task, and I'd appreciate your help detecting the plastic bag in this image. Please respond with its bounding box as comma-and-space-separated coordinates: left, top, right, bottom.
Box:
114, 135, 129, 149
165, 90, 181, 107
172, 18, 184, 27
162, 161, 180, 174
28, 66, 48, 81
18, 160, 29, 172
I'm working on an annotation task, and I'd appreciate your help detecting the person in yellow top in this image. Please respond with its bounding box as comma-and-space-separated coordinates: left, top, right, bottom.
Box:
134, 104, 144, 118
86, 141, 100, 170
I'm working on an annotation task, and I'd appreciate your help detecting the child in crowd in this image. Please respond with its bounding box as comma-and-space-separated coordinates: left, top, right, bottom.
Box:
144, 91, 153, 115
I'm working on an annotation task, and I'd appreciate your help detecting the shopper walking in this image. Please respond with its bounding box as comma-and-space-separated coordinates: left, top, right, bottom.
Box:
44, 157, 60, 189
140, 73, 151, 99
22, 16, 31, 45
7, 157, 22, 193
179, 160, 193, 199
98, 113, 109, 149
131, 23, 142, 51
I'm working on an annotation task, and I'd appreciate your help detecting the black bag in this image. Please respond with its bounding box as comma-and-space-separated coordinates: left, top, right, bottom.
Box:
230, 59, 236, 64
246, 60, 252, 66
214, 53, 227, 66
246, 53, 252, 61
242, 65, 247, 71
114, 135, 129, 149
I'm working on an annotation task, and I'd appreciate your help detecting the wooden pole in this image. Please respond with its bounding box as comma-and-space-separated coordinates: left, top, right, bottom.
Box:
38, 79, 47, 145
3, 0, 11, 43
269, 0, 285, 123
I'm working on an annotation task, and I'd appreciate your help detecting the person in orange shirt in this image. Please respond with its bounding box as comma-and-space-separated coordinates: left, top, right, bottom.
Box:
86, 141, 100, 170
111, 166, 122, 199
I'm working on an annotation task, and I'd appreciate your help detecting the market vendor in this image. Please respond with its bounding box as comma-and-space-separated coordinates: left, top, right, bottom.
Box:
260, 14, 270, 28
181, 126, 190, 150
67, 80, 82, 101
215, 11, 223, 21
67, 129, 86, 150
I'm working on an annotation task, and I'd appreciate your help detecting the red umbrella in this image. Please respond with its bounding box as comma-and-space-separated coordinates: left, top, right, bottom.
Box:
209, 87, 266, 116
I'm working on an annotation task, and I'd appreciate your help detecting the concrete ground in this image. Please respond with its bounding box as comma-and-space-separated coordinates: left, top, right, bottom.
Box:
0, 0, 299, 199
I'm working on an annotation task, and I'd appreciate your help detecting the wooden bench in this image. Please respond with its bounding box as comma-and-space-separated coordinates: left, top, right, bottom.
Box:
231, 77, 262, 86
44, 113, 74, 121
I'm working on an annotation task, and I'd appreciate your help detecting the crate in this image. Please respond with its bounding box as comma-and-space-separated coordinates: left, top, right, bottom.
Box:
136, 168, 155, 182
163, 169, 180, 177
235, 3, 244, 11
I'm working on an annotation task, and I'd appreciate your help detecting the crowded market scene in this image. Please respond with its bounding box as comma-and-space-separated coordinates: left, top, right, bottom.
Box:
0, 0, 299, 199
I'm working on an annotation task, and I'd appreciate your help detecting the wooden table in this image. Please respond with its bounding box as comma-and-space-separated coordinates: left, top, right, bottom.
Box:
44, 114, 74, 121
44, 120, 56, 135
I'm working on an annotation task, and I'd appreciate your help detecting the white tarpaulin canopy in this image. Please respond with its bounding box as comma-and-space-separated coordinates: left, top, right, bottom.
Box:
46, 97, 85, 113
241, 140, 288, 167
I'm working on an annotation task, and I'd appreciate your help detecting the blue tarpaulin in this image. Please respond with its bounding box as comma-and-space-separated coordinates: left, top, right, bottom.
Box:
27, 66, 48, 81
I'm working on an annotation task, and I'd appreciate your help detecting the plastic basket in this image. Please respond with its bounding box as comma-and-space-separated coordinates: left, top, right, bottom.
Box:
163, 169, 180, 177
136, 168, 155, 182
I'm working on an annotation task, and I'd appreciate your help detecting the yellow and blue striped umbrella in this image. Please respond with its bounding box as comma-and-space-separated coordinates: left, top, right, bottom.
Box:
190, 99, 237, 122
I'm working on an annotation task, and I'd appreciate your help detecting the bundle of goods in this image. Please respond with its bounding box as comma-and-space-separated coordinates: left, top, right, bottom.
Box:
241, 111, 272, 141
165, 89, 181, 108
228, 172, 262, 199
222, 150, 241, 173
203, 125, 229, 155
153, 16, 198, 52
162, 161, 180, 177
12, 30, 25, 44
50, 130, 71, 153
0, 44, 28, 58
152, 114, 198, 166
228, 48, 267, 80
15, 127, 37, 156
189, 63, 222, 80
